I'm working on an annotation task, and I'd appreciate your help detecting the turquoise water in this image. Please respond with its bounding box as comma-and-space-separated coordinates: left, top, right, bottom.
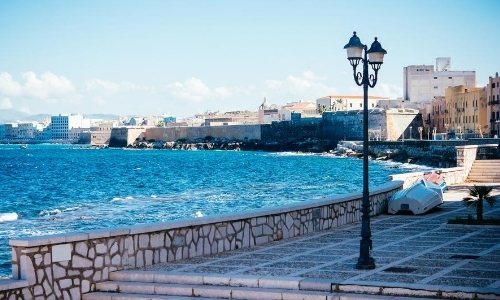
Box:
0, 144, 430, 277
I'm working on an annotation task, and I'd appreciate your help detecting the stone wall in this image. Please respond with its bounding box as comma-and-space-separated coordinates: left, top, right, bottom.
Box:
389, 167, 465, 189
108, 127, 147, 147
456, 145, 478, 178
0, 181, 403, 300
322, 109, 414, 143
145, 124, 261, 142
260, 118, 323, 142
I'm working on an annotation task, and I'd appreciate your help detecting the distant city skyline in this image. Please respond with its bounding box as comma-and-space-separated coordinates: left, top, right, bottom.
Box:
1, 0, 499, 117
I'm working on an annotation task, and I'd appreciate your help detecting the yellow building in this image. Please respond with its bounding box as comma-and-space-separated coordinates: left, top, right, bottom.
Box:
445, 85, 487, 138
487, 73, 500, 137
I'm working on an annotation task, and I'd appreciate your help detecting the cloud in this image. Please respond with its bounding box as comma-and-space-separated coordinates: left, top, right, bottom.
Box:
85, 78, 153, 96
0, 71, 78, 103
264, 71, 337, 101
0, 73, 22, 96
21, 71, 76, 99
165, 77, 235, 103
1, 97, 13, 109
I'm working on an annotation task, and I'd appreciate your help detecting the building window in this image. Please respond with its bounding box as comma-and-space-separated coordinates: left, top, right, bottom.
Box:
434, 77, 437, 79
350, 103, 352, 107
448, 77, 452, 79
360, 103, 362, 108
434, 86, 438, 89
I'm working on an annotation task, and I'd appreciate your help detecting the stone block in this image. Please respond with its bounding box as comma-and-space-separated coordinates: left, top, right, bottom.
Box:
59, 278, 71, 289
111, 254, 121, 265
75, 242, 88, 257
95, 243, 107, 255
139, 234, 149, 249
109, 241, 118, 255
72, 256, 92, 268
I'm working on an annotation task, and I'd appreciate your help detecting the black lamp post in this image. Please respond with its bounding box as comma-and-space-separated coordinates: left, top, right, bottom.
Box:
343, 31, 387, 270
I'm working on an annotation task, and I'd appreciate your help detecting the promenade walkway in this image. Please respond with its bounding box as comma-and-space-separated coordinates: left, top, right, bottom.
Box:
86, 184, 500, 300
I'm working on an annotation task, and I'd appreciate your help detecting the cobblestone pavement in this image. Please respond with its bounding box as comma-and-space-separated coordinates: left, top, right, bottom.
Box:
141, 184, 500, 297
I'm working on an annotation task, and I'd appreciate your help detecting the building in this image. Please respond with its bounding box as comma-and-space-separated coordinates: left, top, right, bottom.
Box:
202, 111, 259, 126
428, 96, 447, 136
316, 95, 389, 112
163, 115, 177, 126
279, 101, 317, 121
3, 123, 18, 139
258, 97, 280, 124
487, 72, 500, 137
17, 122, 39, 139
403, 57, 476, 103
51, 114, 91, 140
445, 86, 487, 138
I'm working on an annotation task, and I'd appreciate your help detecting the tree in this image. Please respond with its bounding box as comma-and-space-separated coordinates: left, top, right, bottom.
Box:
462, 185, 500, 221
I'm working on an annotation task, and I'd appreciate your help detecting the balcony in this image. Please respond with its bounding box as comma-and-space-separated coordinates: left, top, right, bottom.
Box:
444, 109, 449, 114
488, 100, 500, 106
490, 118, 500, 123
456, 108, 465, 113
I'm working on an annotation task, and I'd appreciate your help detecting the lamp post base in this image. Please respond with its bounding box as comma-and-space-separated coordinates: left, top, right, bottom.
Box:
356, 257, 376, 270
356, 238, 375, 270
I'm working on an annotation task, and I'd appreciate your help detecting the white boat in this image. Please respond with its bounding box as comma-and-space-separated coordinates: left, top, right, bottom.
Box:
388, 180, 444, 215
422, 170, 447, 193
20, 144, 28, 149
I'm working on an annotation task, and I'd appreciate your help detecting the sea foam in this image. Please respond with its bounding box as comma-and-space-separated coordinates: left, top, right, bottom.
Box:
0, 212, 18, 222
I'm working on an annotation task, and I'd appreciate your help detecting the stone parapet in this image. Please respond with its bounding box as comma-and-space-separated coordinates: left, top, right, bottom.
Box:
389, 167, 465, 189
0, 181, 402, 300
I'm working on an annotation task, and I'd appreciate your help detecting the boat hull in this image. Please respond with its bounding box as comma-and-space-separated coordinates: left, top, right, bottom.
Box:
388, 180, 444, 215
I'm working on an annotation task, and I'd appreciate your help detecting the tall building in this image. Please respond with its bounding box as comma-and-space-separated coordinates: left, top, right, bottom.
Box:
487, 72, 500, 137
51, 114, 90, 140
403, 57, 476, 103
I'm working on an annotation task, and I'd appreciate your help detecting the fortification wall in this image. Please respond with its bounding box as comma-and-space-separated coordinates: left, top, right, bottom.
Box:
145, 125, 261, 142
323, 110, 388, 142
260, 118, 323, 141
1, 181, 402, 300
108, 127, 147, 147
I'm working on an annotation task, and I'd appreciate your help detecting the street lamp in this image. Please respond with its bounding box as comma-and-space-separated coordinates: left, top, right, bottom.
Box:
344, 31, 387, 270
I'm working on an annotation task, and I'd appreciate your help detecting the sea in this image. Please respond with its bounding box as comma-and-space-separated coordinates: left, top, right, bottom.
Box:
0, 144, 431, 277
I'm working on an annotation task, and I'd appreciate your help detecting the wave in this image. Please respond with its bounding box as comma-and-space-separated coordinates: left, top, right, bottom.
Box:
39, 209, 62, 217
111, 196, 134, 202
0, 212, 18, 222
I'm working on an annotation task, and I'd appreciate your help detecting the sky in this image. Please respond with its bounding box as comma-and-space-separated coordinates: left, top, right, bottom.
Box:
1, 0, 499, 118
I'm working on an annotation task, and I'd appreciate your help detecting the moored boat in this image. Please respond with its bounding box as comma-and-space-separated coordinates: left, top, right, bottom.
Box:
388, 180, 444, 215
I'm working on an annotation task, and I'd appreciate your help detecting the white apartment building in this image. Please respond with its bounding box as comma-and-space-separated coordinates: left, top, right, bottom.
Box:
487, 72, 500, 137
316, 95, 388, 112
403, 57, 476, 103
17, 122, 39, 139
51, 114, 91, 140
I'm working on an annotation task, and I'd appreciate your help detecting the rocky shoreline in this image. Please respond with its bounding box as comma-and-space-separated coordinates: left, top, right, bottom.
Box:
124, 138, 455, 168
